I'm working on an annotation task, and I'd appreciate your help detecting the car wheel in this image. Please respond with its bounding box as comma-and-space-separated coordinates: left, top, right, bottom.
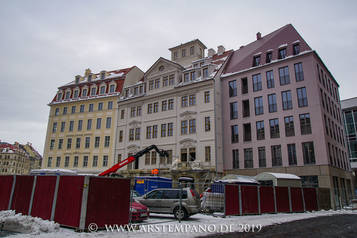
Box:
173, 207, 188, 220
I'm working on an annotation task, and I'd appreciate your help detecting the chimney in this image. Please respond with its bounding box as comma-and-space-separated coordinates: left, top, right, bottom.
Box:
217, 45, 225, 55
75, 75, 81, 84
208, 48, 216, 57
256, 32, 262, 40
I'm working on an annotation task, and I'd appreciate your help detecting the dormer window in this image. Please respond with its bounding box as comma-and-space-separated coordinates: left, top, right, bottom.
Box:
134, 86, 138, 95
278, 48, 287, 59
203, 68, 208, 78
252, 55, 261, 67
91, 87, 97, 96
184, 73, 189, 82
190, 46, 194, 55
173, 51, 178, 59
100, 71, 106, 80
100, 86, 106, 94
57, 92, 62, 101
191, 71, 196, 80
193, 63, 198, 68
82, 88, 87, 97
109, 84, 115, 93
182, 49, 186, 57
73, 90, 79, 98
266, 52, 272, 63
293, 44, 300, 55
75, 75, 81, 84
88, 74, 93, 82
65, 91, 71, 99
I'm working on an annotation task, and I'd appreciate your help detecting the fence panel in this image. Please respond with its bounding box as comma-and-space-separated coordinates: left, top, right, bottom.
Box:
0, 176, 14, 211
11, 175, 34, 215
303, 188, 318, 211
290, 188, 304, 212
241, 185, 258, 214
224, 184, 239, 216
54, 176, 85, 228
30, 176, 57, 220
275, 187, 290, 213
259, 186, 275, 213
85, 177, 130, 228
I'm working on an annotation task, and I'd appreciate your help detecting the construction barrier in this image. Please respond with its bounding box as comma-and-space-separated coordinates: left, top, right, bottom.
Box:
224, 184, 319, 216
0, 175, 131, 230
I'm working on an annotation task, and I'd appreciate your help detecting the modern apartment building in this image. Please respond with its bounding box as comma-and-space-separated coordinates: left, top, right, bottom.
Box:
341, 97, 357, 194
115, 39, 232, 185
42, 67, 144, 174
220, 24, 354, 208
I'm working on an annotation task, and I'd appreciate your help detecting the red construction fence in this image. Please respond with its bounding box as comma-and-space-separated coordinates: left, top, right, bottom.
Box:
224, 184, 319, 216
0, 175, 130, 230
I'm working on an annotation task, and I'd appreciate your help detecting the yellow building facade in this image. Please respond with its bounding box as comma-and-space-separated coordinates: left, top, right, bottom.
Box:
42, 67, 143, 174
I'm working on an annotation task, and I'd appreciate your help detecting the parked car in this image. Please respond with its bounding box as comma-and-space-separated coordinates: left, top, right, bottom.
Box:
136, 188, 200, 220
131, 190, 149, 222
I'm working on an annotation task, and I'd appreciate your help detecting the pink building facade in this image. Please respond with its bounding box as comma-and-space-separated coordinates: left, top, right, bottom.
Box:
220, 24, 353, 208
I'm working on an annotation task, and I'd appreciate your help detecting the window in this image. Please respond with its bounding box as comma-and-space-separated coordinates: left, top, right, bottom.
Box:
243, 100, 250, 117
271, 145, 282, 166
56, 157, 61, 167
85, 137, 90, 148
297, 87, 308, 107
52, 122, 57, 133
169, 74, 175, 85
284, 116, 295, 137
243, 123, 251, 142
135, 128, 140, 140
65, 91, 71, 99
87, 119, 92, 130
228, 80, 237, 97
256, 121, 265, 140
146, 126, 152, 139
168, 123, 173, 136
300, 113, 312, 134
106, 117, 111, 128
258, 147, 266, 167
181, 121, 188, 135
181, 96, 188, 107
184, 73, 189, 82
205, 146, 211, 162
78, 120, 83, 131
190, 71, 196, 81
145, 153, 150, 165
161, 124, 166, 137
278, 48, 287, 59
153, 102, 159, 113
137, 106, 141, 116
78, 104, 84, 113
294, 63, 304, 81
83, 156, 88, 167
50, 139, 55, 150
92, 156, 98, 167
254, 97, 264, 115
154, 79, 160, 89
266, 52, 272, 63
149, 80, 154, 90
119, 130, 123, 142
231, 125, 239, 143
230, 102, 238, 119
60, 122, 65, 132
121, 110, 125, 119
73, 156, 78, 167
279, 66, 290, 85
268, 94, 277, 112
162, 100, 167, 111
281, 90, 292, 110
182, 49, 186, 57
67, 138, 72, 149
205, 117, 211, 131
168, 99, 174, 110
129, 128, 134, 141
204, 91, 210, 103
108, 101, 113, 110
162, 76, 168, 87
58, 139, 63, 149
98, 102, 103, 111
108, 84, 115, 93
76, 138, 81, 148
152, 125, 158, 138
302, 142, 315, 164
57, 92, 62, 101
189, 95, 196, 106
103, 155, 108, 167
253, 55, 261, 67
94, 137, 100, 148
190, 46, 194, 55
270, 118, 280, 138
244, 148, 253, 168
203, 68, 208, 78
293, 43, 300, 55
252, 74, 262, 91
47, 157, 52, 167
266, 70, 274, 89
232, 149, 239, 169
89, 104, 94, 112
173, 51, 178, 59
82, 89, 87, 97
71, 106, 76, 114
130, 107, 136, 117
104, 136, 110, 147
64, 156, 69, 168
288, 144, 297, 165
151, 151, 157, 165
96, 118, 101, 129
69, 121, 74, 132
189, 119, 196, 133
147, 104, 153, 114
241, 78, 248, 94
63, 107, 67, 115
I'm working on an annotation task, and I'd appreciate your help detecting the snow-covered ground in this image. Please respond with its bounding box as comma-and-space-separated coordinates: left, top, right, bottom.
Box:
1, 209, 356, 238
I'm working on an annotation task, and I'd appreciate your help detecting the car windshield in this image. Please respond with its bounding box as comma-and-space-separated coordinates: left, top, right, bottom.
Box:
132, 191, 140, 197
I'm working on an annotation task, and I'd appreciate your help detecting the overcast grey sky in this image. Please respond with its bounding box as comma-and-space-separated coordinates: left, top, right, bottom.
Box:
0, 0, 356, 154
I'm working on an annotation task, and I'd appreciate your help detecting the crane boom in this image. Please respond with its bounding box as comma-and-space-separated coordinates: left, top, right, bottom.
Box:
98, 145, 169, 176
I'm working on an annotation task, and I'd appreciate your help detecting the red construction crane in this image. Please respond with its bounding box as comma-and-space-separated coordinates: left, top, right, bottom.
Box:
98, 145, 169, 176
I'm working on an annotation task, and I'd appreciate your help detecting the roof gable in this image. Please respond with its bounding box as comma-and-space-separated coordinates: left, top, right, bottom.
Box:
144, 57, 184, 79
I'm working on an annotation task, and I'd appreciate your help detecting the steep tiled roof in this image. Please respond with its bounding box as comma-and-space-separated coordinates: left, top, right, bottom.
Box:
223, 24, 312, 74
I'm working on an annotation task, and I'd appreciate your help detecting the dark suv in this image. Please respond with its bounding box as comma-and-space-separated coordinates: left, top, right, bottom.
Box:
137, 188, 200, 219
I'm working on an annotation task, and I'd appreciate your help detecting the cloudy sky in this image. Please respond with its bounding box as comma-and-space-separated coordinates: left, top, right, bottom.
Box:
0, 0, 356, 154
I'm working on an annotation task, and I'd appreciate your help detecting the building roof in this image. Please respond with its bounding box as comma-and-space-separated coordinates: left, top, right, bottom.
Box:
223, 24, 312, 75
255, 172, 301, 180
169, 39, 207, 51
341, 97, 357, 110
